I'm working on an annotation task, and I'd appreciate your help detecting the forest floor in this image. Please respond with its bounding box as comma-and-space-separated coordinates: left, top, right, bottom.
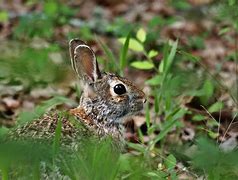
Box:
0, 0, 238, 179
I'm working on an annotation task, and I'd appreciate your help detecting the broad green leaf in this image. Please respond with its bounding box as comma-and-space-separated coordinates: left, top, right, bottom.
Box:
118, 38, 144, 52
208, 102, 224, 113
200, 79, 214, 105
0, 11, 8, 23
148, 50, 158, 58
130, 61, 154, 70
136, 28, 146, 42
146, 75, 162, 86
208, 131, 219, 139
165, 154, 176, 170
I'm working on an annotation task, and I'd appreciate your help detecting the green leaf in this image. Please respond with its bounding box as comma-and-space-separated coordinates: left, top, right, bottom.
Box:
158, 60, 164, 73
127, 142, 145, 153
228, 0, 236, 6
159, 40, 178, 74
165, 154, 176, 170
118, 38, 144, 52
130, 61, 154, 70
200, 79, 214, 105
44, 1, 58, 16
218, 27, 230, 35
208, 102, 224, 113
146, 75, 162, 86
192, 114, 206, 121
0, 11, 8, 23
148, 50, 158, 58
136, 28, 146, 42
119, 32, 131, 72
208, 131, 219, 139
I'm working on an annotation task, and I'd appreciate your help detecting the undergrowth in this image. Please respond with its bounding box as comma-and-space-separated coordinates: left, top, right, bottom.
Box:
0, 0, 238, 179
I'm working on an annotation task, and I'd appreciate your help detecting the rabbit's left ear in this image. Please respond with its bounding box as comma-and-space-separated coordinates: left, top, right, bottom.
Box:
69, 39, 101, 82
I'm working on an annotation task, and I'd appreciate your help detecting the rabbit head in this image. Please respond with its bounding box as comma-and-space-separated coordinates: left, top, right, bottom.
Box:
69, 39, 146, 125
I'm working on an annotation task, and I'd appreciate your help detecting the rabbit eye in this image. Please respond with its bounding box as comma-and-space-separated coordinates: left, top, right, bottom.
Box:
113, 84, 126, 95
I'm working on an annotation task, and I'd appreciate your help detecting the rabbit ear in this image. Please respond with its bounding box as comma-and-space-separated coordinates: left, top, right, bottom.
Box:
69, 39, 101, 82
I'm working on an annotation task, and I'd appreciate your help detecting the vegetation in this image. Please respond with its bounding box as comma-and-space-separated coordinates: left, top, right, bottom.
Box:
0, 0, 238, 179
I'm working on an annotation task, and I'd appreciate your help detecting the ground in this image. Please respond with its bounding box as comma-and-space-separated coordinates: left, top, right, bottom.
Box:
0, 0, 238, 179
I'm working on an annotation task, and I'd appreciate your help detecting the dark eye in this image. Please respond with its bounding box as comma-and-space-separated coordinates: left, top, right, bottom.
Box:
114, 83, 126, 95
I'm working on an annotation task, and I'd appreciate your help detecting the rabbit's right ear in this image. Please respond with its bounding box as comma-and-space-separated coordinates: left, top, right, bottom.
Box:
69, 39, 101, 82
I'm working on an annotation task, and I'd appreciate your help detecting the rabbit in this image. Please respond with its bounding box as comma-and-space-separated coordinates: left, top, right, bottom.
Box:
10, 39, 146, 143
68, 39, 146, 140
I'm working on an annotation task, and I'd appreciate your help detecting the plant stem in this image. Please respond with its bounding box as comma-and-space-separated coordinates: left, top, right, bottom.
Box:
235, 31, 238, 107
1, 167, 9, 180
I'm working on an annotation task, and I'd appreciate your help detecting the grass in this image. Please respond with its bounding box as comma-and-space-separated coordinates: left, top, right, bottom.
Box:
0, 45, 67, 89
0, 0, 238, 179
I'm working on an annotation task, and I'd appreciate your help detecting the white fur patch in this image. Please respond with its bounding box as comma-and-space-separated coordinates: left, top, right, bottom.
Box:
108, 79, 128, 97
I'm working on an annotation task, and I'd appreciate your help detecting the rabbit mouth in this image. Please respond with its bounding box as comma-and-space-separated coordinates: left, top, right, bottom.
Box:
130, 102, 144, 114
116, 103, 143, 119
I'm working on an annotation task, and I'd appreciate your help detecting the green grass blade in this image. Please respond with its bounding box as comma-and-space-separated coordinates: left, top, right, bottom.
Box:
119, 32, 131, 75
32, 163, 40, 180
96, 37, 118, 72
153, 118, 177, 145
17, 96, 75, 125
154, 91, 159, 114
145, 100, 150, 130
1, 167, 9, 180
52, 113, 63, 157
164, 40, 178, 74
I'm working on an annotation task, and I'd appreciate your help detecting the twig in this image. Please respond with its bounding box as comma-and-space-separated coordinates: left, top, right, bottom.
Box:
220, 112, 237, 142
